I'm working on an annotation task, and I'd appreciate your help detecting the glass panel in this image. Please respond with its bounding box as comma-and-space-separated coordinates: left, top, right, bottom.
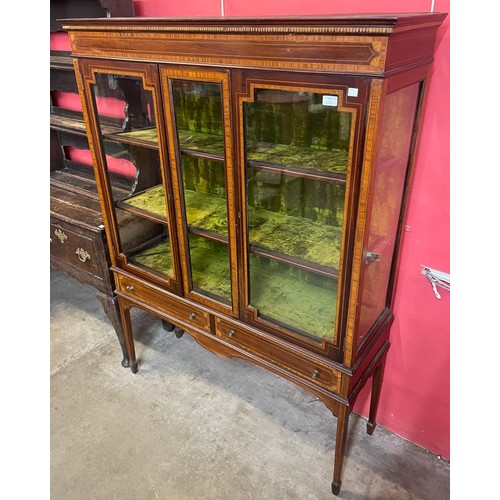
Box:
182, 156, 228, 236
121, 184, 167, 219
120, 219, 173, 277
244, 87, 353, 341
90, 71, 174, 279
357, 84, 421, 349
249, 254, 337, 340
247, 168, 345, 269
171, 80, 231, 303
245, 89, 351, 173
172, 80, 224, 155
188, 234, 231, 303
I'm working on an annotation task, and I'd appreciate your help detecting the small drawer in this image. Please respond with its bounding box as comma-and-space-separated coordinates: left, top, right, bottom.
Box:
116, 273, 211, 333
215, 318, 341, 392
50, 223, 100, 275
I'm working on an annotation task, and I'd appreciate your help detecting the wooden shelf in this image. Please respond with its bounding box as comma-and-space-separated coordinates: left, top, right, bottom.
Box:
247, 160, 347, 184
180, 148, 224, 162
117, 185, 168, 222
247, 204, 343, 271
246, 140, 349, 174
118, 183, 341, 272
249, 245, 338, 278
128, 236, 174, 277
104, 127, 159, 149
50, 114, 87, 136
177, 129, 225, 156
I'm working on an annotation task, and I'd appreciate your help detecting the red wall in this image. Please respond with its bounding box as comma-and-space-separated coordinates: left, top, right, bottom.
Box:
56, 0, 450, 459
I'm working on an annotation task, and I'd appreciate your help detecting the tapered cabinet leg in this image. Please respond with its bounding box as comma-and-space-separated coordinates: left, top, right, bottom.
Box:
367, 358, 386, 436
118, 299, 138, 374
96, 291, 129, 368
332, 404, 350, 496
173, 326, 185, 338
161, 319, 176, 332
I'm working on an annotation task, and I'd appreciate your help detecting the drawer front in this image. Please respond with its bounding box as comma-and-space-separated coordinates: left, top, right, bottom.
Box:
50, 223, 101, 276
116, 274, 211, 333
215, 318, 341, 392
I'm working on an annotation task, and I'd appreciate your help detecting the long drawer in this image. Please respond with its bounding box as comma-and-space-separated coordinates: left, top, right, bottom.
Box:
115, 273, 211, 334
215, 317, 341, 393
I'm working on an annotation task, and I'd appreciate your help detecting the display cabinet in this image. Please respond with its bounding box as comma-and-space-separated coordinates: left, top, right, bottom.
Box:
63, 13, 446, 495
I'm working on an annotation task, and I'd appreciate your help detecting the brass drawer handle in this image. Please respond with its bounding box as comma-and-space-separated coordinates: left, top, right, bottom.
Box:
188, 313, 196, 320
75, 248, 91, 262
125, 285, 135, 292
311, 370, 320, 380
54, 229, 67, 244
228, 330, 236, 338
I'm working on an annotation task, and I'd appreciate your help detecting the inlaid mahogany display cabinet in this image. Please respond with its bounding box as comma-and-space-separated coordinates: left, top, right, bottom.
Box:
62, 13, 446, 495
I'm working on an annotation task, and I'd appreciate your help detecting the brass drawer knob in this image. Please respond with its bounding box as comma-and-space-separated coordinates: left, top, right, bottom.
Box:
125, 285, 135, 292
228, 330, 236, 338
75, 248, 91, 262
54, 229, 67, 244
188, 313, 196, 320
311, 370, 320, 380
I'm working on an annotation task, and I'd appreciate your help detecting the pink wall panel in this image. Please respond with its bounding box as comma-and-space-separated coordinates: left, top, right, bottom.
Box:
223, 0, 434, 17
50, 31, 71, 51
134, 0, 221, 16
56, 0, 449, 458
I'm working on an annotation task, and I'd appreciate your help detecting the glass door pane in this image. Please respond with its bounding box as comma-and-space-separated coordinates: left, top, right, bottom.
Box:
163, 71, 237, 313
243, 87, 355, 342
88, 69, 176, 281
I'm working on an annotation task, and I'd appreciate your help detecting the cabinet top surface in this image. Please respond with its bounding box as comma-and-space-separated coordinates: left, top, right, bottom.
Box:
60, 12, 447, 33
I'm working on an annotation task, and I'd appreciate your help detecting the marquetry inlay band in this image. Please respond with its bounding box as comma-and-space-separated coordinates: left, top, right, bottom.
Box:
69, 31, 387, 74
62, 24, 396, 35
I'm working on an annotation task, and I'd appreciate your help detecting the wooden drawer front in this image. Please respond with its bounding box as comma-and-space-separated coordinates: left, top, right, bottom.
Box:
116, 274, 211, 333
50, 223, 100, 276
215, 318, 341, 392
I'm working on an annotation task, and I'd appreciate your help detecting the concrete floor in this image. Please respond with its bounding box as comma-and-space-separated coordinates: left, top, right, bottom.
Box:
50, 268, 450, 500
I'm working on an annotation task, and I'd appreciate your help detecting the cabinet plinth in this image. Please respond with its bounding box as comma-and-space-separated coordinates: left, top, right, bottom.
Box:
63, 13, 446, 495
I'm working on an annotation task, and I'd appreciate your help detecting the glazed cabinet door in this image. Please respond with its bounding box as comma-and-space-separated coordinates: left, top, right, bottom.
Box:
77, 60, 182, 293
237, 77, 368, 357
160, 68, 238, 317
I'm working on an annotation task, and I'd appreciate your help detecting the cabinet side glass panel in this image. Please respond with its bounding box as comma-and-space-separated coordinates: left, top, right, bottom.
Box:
90, 72, 174, 278
244, 88, 352, 341
171, 80, 232, 304
356, 83, 420, 348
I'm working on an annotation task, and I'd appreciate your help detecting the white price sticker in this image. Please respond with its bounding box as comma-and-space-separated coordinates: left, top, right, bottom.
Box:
322, 95, 338, 107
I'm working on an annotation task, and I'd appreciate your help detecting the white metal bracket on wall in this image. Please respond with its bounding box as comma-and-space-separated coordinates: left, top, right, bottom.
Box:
421, 265, 450, 299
